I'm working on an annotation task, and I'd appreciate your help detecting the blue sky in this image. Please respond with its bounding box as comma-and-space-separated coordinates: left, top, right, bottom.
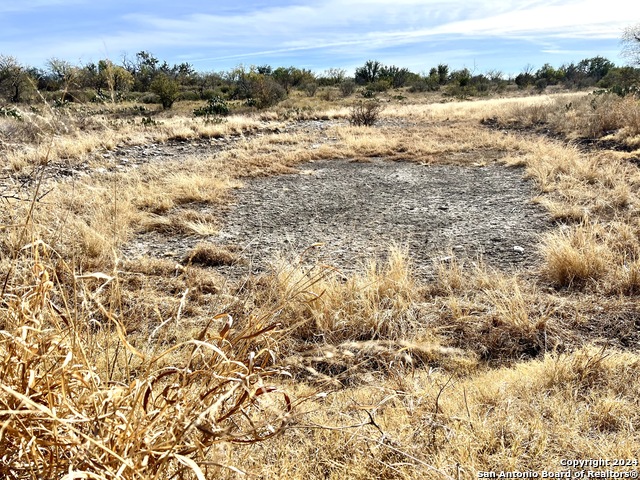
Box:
0, 0, 636, 76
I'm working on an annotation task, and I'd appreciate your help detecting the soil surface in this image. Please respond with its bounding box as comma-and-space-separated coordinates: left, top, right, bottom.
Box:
125, 157, 551, 278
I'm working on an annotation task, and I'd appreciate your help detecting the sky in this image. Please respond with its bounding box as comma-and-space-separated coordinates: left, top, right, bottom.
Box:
0, 0, 637, 77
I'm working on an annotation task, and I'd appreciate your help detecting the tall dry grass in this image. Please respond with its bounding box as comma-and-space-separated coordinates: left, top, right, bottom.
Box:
499, 92, 640, 147
0, 242, 294, 479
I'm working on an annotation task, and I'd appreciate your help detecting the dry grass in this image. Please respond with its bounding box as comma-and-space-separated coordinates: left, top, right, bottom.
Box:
270, 247, 420, 343
0, 103, 271, 175
0, 245, 292, 479
540, 223, 612, 288
234, 346, 640, 479
498, 92, 640, 147
426, 258, 563, 363
184, 243, 240, 267
3, 89, 640, 478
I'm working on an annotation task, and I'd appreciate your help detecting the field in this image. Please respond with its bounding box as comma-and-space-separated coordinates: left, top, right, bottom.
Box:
1, 87, 640, 479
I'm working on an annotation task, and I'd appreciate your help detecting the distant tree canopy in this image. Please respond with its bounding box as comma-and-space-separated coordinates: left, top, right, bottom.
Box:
1, 38, 640, 107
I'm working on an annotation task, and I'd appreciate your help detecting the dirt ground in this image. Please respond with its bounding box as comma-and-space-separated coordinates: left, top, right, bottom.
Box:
125, 154, 551, 278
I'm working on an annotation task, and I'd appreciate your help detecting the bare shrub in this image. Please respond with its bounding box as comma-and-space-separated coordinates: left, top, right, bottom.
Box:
339, 79, 356, 97
348, 100, 383, 126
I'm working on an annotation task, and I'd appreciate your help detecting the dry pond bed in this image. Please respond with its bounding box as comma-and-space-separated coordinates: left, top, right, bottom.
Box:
126, 156, 551, 277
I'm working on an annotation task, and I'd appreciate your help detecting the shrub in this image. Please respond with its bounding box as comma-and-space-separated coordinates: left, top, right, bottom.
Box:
317, 87, 337, 101
348, 100, 383, 126
150, 73, 181, 109
141, 116, 159, 127
408, 78, 437, 92
250, 76, 286, 109
339, 80, 356, 97
302, 81, 318, 97
366, 79, 391, 92
139, 92, 160, 104
232, 70, 287, 109
444, 84, 473, 100
193, 95, 230, 117
178, 90, 200, 101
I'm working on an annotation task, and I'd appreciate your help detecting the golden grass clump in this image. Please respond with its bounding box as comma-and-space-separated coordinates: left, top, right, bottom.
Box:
540, 223, 612, 288
243, 248, 482, 383
429, 259, 559, 363
540, 221, 640, 293
272, 247, 420, 344
184, 243, 239, 267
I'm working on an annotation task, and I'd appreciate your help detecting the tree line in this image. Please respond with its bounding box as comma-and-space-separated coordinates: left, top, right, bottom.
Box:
1, 41, 639, 110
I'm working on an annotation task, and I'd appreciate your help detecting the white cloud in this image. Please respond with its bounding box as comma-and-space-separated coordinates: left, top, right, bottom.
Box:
114, 0, 629, 54
428, 0, 629, 38
1, 0, 631, 68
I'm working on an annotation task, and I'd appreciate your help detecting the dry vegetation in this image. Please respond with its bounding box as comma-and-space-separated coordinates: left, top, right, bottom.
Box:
1, 88, 640, 478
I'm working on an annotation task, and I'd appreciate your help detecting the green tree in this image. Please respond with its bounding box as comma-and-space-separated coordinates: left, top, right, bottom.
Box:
0, 55, 33, 102
598, 66, 640, 90
47, 58, 79, 94
449, 68, 471, 87
379, 65, 411, 88
437, 64, 449, 85
515, 64, 535, 89
226, 66, 286, 108
174, 62, 196, 87
123, 51, 159, 91
577, 56, 614, 83
256, 65, 272, 75
272, 66, 314, 92
355, 60, 382, 84
150, 73, 180, 109
535, 63, 565, 86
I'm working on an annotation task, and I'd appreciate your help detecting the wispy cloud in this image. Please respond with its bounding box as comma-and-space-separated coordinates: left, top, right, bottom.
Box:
115, 0, 630, 54
0, 0, 631, 72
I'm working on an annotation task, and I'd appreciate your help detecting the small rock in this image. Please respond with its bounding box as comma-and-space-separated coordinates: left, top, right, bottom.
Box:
513, 246, 524, 253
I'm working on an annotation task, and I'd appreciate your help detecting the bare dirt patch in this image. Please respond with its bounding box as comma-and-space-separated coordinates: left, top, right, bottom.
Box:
126, 156, 550, 278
